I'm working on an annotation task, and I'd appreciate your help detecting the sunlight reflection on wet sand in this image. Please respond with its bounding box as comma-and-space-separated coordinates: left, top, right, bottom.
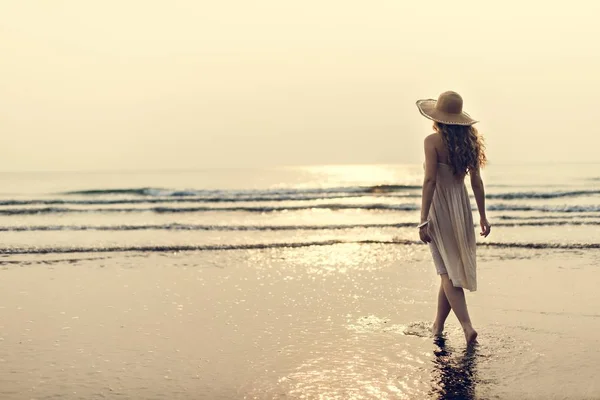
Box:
2, 245, 599, 399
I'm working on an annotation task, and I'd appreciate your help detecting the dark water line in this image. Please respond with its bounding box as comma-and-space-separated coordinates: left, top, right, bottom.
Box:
3, 203, 600, 215
489, 221, 600, 227
0, 204, 420, 215
0, 223, 411, 232
0, 193, 404, 206
496, 214, 600, 220
486, 189, 600, 199
63, 185, 421, 197
2, 189, 599, 207
2, 239, 599, 255
1, 189, 599, 207
0, 240, 350, 255
478, 241, 600, 249
1, 220, 600, 233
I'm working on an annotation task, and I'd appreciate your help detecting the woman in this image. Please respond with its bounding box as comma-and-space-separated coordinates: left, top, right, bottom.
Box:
416, 91, 491, 345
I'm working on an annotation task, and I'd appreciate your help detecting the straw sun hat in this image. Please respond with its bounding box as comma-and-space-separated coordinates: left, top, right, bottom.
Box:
416, 91, 478, 126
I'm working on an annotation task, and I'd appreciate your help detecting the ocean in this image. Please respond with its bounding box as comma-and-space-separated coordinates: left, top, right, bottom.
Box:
1, 163, 599, 254
1, 163, 599, 399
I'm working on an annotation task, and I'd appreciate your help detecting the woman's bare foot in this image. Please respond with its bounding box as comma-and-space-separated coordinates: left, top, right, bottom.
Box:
432, 323, 444, 337
464, 326, 478, 345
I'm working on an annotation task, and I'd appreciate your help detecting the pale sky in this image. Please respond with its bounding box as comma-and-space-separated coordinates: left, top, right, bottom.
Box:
1, 0, 599, 171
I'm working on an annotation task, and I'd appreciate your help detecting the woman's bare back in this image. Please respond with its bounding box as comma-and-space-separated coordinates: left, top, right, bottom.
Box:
426, 132, 450, 165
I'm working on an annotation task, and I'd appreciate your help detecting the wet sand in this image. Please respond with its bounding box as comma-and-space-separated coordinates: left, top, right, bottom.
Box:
1, 244, 599, 399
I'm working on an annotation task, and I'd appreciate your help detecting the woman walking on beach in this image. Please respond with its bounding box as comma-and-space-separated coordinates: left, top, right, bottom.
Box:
416, 91, 491, 344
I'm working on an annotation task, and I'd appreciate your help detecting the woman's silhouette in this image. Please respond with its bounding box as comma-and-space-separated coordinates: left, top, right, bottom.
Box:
416, 91, 491, 344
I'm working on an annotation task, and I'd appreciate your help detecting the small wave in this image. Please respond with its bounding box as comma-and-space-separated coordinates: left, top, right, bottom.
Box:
67, 186, 600, 200
488, 204, 600, 213
0, 240, 352, 255
495, 214, 600, 220
2, 240, 599, 256
490, 221, 600, 227
5, 189, 600, 207
0, 256, 107, 266
487, 189, 600, 200
6, 188, 600, 207
0, 222, 412, 232
4, 202, 600, 216
1, 220, 600, 233
0, 207, 75, 216
479, 242, 600, 250
65, 188, 230, 197
0, 203, 420, 215
0, 192, 408, 207
366, 184, 421, 193
64, 185, 421, 197
65, 188, 162, 196
149, 204, 420, 213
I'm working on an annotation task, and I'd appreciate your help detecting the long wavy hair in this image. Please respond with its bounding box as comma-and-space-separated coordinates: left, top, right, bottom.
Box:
434, 122, 487, 176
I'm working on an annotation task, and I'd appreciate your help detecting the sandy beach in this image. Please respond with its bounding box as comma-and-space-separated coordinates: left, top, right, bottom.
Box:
4, 0, 600, 398
2, 244, 599, 399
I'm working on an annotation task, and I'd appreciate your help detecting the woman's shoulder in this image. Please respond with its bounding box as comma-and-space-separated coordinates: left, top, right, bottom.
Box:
425, 133, 449, 161
424, 132, 443, 145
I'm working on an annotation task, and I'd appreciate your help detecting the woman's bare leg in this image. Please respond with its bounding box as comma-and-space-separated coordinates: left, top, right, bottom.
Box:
440, 274, 478, 344
432, 282, 451, 336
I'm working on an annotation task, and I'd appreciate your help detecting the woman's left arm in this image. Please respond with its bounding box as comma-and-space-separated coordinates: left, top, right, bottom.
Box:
419, 135, 438, 243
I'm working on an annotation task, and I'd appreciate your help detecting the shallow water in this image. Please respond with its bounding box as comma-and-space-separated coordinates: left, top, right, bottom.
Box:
1, 245, 599, 399
1, 163, 599, 257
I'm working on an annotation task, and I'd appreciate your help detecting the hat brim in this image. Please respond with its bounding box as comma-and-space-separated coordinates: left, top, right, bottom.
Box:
416, 99, 478, 126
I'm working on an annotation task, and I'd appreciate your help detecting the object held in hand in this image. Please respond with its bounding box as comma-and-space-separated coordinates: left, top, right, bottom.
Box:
417, 220, 430, 229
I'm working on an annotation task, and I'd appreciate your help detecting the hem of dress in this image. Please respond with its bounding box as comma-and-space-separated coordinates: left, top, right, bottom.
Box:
448, 276, 477, 292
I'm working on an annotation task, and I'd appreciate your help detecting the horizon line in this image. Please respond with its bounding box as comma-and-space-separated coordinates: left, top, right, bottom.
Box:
0, 160, 599, 174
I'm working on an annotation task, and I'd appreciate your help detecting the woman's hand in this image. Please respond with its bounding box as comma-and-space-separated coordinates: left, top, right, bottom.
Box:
480, 218, 491, 237
419, 225, 431, 243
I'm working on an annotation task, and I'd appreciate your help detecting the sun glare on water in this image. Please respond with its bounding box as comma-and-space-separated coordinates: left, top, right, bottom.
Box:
285, 164, 423, 189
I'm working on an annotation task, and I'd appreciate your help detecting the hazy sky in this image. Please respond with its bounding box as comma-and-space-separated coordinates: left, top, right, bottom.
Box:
1, 0, 599, 171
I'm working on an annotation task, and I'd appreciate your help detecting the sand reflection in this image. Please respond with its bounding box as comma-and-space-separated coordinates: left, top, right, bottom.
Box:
430, 336, 478, 399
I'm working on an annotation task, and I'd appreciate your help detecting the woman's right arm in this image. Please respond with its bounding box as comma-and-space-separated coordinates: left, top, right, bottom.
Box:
470, 168, 491, 237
